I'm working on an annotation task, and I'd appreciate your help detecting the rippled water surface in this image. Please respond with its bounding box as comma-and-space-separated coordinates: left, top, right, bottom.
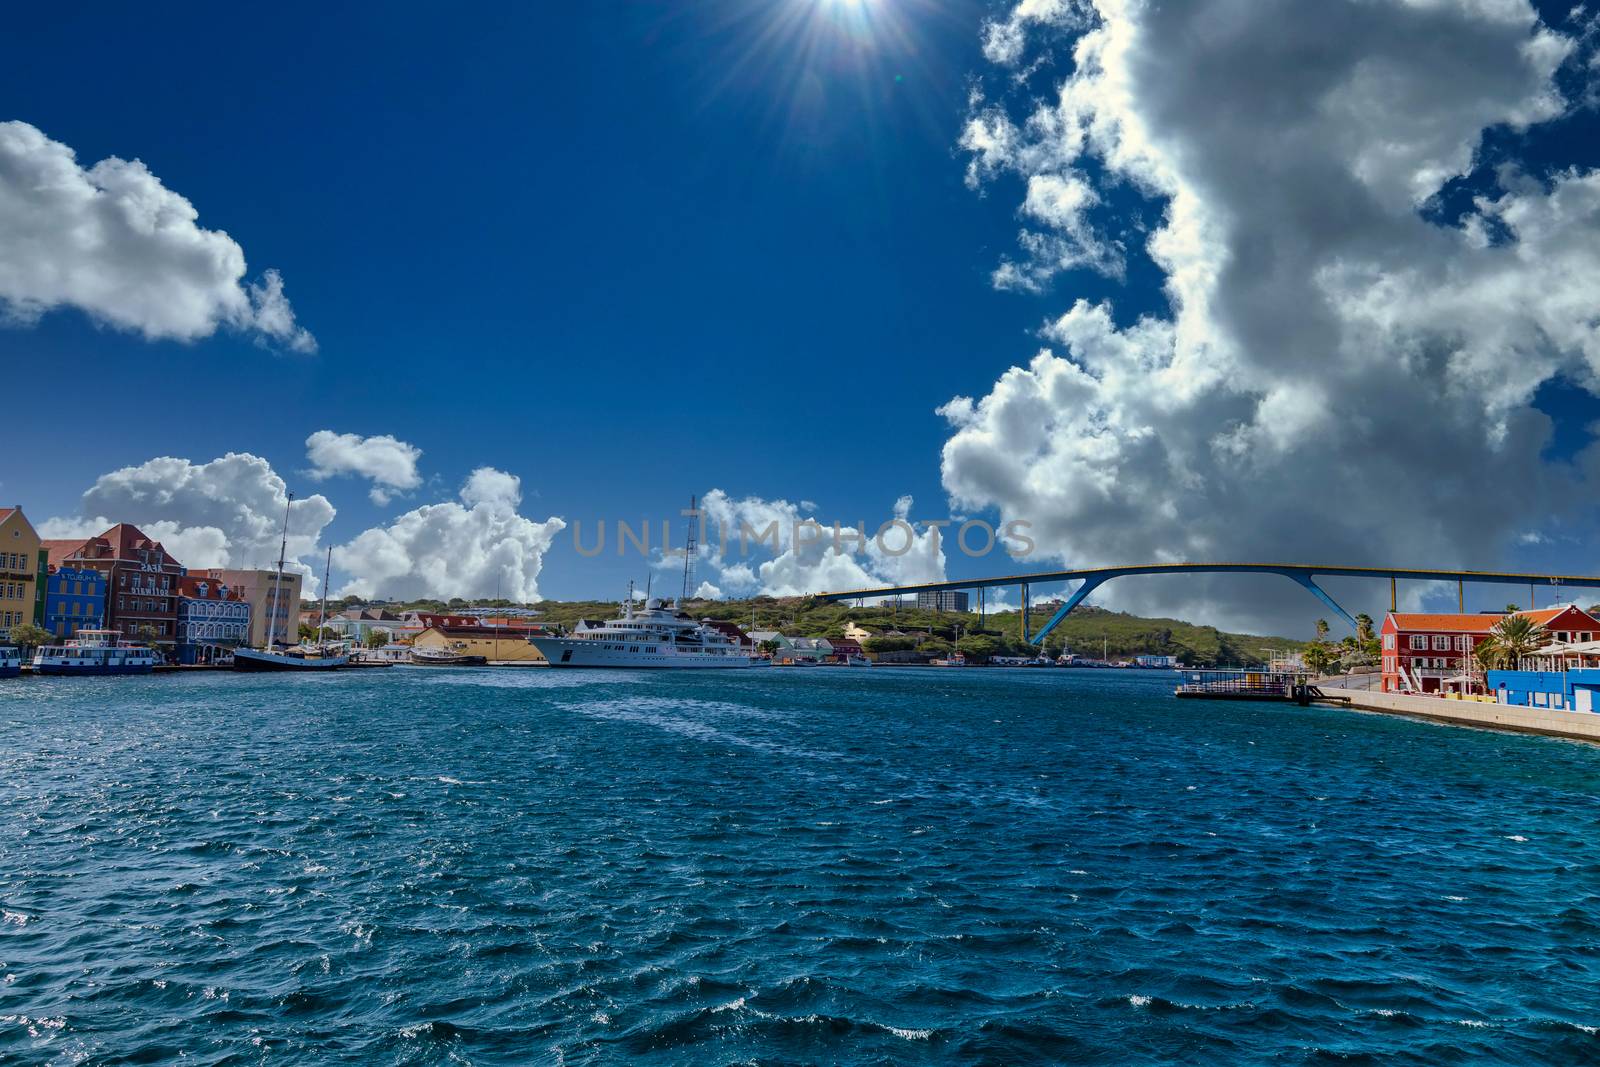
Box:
4, 667, 1600, 1064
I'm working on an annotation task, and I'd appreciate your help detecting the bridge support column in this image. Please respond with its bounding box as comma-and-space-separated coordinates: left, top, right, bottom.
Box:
1458, 580, 1464, 613
1284, 572, 1358, 632
1031, 576, 1107, 645
1021, 583, 1030, 644
1390, 576, 1396, 612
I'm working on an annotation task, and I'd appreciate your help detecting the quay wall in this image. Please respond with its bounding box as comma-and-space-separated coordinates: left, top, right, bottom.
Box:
1329, 688, 1600, 744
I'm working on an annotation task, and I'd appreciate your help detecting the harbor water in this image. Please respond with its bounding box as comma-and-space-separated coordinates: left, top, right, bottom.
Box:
3, 667, 1599, 1063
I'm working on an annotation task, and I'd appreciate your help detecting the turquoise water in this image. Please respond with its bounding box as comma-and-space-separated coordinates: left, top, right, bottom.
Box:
3, 667, 1600, 1064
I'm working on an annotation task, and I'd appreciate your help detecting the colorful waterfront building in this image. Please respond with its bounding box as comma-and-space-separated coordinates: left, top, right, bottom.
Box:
1485, 669, 1600, 713
195, 569, 303, 648
1380, 613, 1498, 693
44, 566, 108, 637
177, 575, 251, 664
1381, 605, 1600, 694
412, 621, 551, 664
326, 607, 402, 642
61, 525, 187, 651
0, 506, 43, 641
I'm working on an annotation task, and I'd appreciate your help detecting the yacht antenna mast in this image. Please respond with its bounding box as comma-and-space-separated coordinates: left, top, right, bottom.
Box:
681, 494, 697, 602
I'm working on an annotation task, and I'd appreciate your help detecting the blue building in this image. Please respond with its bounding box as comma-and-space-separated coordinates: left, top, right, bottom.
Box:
1486, 669, 1600, 714
177, 575, 251, 664
44, 566, 107, 638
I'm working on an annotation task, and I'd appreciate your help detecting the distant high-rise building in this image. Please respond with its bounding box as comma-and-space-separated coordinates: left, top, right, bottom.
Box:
916, 590, 970, 613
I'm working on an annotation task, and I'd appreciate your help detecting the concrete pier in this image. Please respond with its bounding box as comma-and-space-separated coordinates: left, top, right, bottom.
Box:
1318, 685, 1600, 744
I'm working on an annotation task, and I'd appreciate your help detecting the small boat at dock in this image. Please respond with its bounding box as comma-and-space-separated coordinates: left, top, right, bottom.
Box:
0, 646, 21, 678
410, 647, 488, 667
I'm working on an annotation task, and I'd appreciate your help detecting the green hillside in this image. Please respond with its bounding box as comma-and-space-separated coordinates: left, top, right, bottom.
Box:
343, 594, 1298, 667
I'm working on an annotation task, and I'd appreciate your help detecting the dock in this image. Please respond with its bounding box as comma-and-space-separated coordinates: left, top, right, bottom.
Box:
1175, 669, 1350, 706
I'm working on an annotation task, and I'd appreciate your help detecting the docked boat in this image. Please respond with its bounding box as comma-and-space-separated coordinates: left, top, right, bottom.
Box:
32, 630, 158, 675
232, 505, 348, 673
410, 646, 487, 667
0, 645, 21, 678
233, 646, 349, 671
531, 595, 760, 669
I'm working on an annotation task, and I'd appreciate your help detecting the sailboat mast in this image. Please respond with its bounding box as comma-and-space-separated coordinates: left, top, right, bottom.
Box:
316, 546, 332, 645
266, 491, 292, 649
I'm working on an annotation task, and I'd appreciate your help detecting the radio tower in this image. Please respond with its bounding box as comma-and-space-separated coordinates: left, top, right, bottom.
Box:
681, 494, 698, 602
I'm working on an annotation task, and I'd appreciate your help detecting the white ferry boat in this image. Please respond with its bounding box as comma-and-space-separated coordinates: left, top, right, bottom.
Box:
530, 597, 759, 669
0, 645, 20, 679
33, 630, 158, 675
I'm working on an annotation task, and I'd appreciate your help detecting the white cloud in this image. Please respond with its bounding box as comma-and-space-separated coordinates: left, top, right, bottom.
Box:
333, 468, 565, 602
42, 452, 336, 592
305, 430, 423, 505
690, 490, 949, 598
950, 0, 1600, 631
0, 121, 315, 351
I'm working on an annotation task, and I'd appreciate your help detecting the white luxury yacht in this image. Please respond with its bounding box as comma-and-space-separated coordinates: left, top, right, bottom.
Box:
530, 594, 758, 669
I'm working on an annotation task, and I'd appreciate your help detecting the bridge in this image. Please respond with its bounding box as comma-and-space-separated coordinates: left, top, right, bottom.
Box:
816, 563, 1600, 646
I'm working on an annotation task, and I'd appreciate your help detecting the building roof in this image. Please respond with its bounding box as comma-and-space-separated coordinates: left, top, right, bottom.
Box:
178, 575, 245, 600
1514, 605, 1600, 628
66, 524, 184, 568
43, 539, 89, 568
1384, 613, 1501, 633
421, 624, 550, 639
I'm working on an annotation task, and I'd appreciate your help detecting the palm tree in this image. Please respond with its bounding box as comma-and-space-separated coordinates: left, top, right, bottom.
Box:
1355, 613, 1375, 644
1477, 614, 1546, 670
1314, 618, 1330, 642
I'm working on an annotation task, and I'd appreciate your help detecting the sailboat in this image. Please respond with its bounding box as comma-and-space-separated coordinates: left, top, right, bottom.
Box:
233, 506, 349, 672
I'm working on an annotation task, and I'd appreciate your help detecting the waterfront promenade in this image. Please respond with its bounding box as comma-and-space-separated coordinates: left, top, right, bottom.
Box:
1317, 674, 1600, 744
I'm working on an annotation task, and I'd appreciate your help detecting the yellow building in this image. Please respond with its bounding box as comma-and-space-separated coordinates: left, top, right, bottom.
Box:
0, 506, 43, 640
413, 623, 548, 664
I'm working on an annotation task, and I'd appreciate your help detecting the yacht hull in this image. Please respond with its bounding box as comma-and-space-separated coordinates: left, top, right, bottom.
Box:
530, 637, 756, 669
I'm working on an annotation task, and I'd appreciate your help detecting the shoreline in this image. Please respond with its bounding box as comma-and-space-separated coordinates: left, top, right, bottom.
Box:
1315, 681, 1600, 744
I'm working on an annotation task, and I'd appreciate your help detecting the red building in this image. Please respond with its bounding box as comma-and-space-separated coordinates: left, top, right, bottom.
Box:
62, 524, 187, 651
827, 636, 865, 662
1381, 605, 1600, 693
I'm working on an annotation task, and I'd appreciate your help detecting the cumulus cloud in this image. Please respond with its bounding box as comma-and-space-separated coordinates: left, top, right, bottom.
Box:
333, 468, 565, 602
305, 430, 423, 505
41, 452, 337, 592
685, 490, 950, 599
949, 0, 1600, 631
0, 120, 315, 351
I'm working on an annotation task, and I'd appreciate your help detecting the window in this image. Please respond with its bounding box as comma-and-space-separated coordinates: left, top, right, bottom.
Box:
1409, 635, 1428, 650
1457, 636, 1472, 651
1432, 636, 1450, 651
1382, 633, 1395, 649
1383, 656, 1396, 673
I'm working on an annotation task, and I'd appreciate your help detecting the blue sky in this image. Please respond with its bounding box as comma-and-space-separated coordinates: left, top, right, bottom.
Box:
5, 0, 1600, 629
2, 0, 1053, 596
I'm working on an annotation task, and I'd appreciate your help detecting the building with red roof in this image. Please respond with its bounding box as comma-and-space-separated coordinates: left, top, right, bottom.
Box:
62, 524, 186, 649
1381, 605, 1600, 693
